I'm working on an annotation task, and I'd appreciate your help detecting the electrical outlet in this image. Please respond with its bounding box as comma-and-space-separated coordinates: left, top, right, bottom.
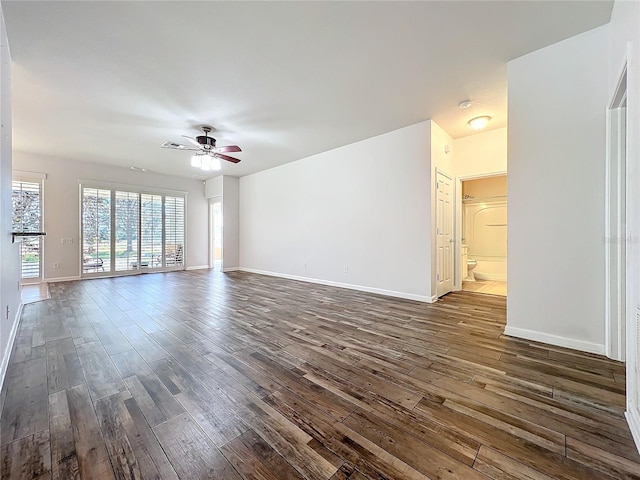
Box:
52, 262, 60, 269
61, 237, 73, 244
343, 265, 349, 273
303, 261, 307, 268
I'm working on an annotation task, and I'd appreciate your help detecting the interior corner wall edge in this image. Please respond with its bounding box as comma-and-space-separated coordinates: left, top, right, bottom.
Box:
506, 24, 609, 350
221, 176, 239, 269
11, 152, 210, 279
0, 3, 20, 392
239, 121, 432, 299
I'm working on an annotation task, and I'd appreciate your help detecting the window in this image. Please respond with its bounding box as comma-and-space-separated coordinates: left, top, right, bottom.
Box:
81, 185, 186, 276
12, 179, 43, 281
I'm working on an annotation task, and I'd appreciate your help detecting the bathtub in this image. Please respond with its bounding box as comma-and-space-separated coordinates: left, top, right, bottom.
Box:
472, 256, 507, 281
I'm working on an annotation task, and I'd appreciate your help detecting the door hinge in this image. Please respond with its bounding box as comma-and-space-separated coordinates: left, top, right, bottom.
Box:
437, 273, 440, 281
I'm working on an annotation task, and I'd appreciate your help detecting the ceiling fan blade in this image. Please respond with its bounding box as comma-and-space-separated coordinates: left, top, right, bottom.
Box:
216, 153, 241, 164
161, 141, 200, 151
181, 135, 202, 148
215, 145, 241, 153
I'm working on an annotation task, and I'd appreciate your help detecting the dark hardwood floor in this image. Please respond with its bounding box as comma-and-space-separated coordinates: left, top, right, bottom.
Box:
1, 270, 639, 479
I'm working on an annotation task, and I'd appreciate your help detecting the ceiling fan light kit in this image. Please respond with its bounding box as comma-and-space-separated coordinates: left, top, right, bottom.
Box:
191, 152, 222, 171
162, 126, 242, 172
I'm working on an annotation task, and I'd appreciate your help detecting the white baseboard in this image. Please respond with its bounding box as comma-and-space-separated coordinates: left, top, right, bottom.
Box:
186, 265, 209, 271
0, 302, 24, 397
626, 408, 640, 454
503, 325, 605, 355
45, 275, 81, 283
222, 267, 240, 272
239, 267, 435, 303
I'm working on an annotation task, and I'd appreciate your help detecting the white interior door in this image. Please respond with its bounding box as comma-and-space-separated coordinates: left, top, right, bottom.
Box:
436, 170, 454, 297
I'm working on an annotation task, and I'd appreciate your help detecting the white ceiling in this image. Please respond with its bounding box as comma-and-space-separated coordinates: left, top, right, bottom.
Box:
2, 1, 612, 179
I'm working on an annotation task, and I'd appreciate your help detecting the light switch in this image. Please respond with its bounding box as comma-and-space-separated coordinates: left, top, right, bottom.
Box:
61, 238, 73, 244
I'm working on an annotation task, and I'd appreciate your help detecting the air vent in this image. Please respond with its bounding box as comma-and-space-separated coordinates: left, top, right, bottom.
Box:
161, 141, 186, 149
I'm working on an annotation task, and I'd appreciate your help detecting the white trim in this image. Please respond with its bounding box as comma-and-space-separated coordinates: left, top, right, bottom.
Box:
504, 325, 605, 355
240, 267, 435, 303
222, 267, 239, 272
626, 408, 640, 453
78, 178, 188, 197
605, 57, 629, 362
0, 302, 24, 396
45, 275, 81, 283
186, 265, 209, 271
12, 170, 47, 181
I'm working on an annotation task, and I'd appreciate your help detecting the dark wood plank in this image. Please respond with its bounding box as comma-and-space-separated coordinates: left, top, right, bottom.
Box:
75, 341, 126, 401
0, 429, 51, 480
92, 320, 134, 356
49, 384, 114, 480
153, 413, 243, 480
151, 357, 248, 446
117, 324, 170, 363
0, 358, 48, 445
94, 391, 179, 479
220, 428, 305, 480
45, 338, 84, 394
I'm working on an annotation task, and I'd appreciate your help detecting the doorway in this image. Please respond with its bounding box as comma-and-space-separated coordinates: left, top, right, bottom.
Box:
459, 174, 507, 296
605, 64, 627, 361
209, 198, 222, 271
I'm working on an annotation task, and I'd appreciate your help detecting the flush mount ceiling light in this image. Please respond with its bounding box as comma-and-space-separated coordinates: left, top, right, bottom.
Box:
459, 100, 472, 109
468, 116, 491, 130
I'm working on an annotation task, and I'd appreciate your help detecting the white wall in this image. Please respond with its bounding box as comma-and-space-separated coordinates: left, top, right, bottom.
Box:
13, 152, 210, 280
222, 176, 239, 271
204, 176, 223, 198
453, 127, 507, 178
506, 25, 609, 353
0, 4, 19, 391
239, 121, 433, 301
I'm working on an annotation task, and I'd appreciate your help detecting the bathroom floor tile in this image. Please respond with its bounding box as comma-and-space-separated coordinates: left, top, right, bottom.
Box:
461, 280, 506, 296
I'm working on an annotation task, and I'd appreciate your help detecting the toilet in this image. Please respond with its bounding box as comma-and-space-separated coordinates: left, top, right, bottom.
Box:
467, 258, 478, 281
461, 244, 478, 281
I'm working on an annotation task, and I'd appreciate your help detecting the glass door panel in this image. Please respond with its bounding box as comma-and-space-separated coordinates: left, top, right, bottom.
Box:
115, 191, 140, 271
141, 194, 163, 269
165, 196, 185, 267
82, 188, 111, 274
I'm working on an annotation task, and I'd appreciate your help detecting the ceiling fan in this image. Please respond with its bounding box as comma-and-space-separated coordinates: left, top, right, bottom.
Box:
161, 126, 242, 171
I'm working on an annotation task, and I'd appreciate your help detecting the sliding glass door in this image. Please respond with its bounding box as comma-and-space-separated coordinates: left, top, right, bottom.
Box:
81, 186, 186, 277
